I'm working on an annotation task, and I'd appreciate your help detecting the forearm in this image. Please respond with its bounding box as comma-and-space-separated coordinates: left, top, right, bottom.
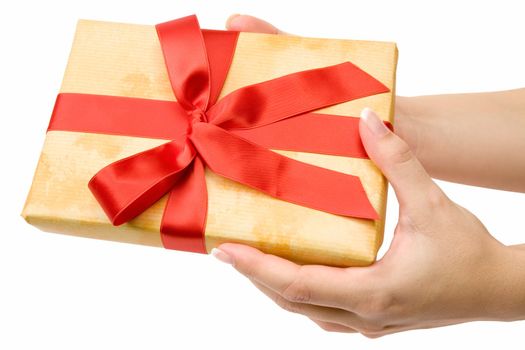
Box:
395, 89, 525, 192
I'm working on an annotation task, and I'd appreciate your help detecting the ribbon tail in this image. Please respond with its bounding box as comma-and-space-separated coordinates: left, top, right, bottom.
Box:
190, 123, 378, 220
207, 61, 389, 129
89, 140, 196, 225
160, 156, 209, 254
231, 112, 393, 158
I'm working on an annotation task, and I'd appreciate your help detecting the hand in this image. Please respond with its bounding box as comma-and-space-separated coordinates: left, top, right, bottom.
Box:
226, 15, 525, 193
212, 107, 525, 337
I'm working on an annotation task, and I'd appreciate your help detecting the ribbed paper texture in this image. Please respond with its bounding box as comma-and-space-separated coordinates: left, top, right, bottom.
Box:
23, 20, 397, 266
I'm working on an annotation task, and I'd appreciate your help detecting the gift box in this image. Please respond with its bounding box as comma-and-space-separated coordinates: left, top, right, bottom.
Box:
22, 15, 397, 267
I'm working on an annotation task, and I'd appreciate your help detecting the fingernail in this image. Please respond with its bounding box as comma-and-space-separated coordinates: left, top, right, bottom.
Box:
211, 247, 233, 265
361, 107, 389, 137
226, 14, 241, 28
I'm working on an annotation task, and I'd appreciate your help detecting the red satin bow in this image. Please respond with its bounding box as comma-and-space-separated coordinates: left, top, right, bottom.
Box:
49, 15, 390, 253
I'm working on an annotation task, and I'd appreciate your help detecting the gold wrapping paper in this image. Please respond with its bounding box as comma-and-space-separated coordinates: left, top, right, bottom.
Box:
22, 19, 397, 266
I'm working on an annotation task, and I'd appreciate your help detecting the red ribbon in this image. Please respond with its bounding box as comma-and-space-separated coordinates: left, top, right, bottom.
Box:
48, 15, 390, 253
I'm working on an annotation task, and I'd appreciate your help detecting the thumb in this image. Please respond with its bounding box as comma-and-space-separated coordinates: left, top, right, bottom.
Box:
359, 108, 446, 210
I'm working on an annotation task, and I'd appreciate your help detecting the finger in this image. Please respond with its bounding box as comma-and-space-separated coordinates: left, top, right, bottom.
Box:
250, 279, 360, 330
310, 319, 357, 333
226, 14, 287, 34
214, 243, 375, 311
359, 107, 448, 209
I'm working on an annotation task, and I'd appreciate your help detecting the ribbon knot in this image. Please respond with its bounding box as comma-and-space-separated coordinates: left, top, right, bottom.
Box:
187, 108, 207, 136
66, 15, 392, 253
189, 108, 207, 124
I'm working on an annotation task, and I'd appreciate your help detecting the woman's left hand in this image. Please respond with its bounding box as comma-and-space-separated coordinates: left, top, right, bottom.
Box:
211, 107, 525, 337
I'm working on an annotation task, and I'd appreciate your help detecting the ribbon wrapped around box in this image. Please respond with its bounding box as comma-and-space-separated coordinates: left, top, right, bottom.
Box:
22, 15, 398, 266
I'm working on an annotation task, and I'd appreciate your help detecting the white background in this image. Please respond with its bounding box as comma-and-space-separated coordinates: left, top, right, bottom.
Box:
1, 0, 524, 348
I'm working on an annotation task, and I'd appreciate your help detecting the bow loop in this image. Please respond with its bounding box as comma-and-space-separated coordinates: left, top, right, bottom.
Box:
89, 140, 197, 226
156, 15, 211, 111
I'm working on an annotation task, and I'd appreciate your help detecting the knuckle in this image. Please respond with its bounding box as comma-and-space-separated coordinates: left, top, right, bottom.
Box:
356, 320, 388, 337
388, 140, 414, 169
315, 322, 341, 333
361, 330, 386, 339
425, 185, 449, 209
323, 326, 341, 333
242, 264, 257, 280
390, 146, 414, 171
355, 289, 397, 318
281, 266, 312, 303
273, 294, 301, 314
241, 254, 267, 280
311, 318, 357, 334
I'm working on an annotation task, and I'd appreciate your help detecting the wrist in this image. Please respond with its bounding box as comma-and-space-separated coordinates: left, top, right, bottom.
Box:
482, 243, 525, 321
